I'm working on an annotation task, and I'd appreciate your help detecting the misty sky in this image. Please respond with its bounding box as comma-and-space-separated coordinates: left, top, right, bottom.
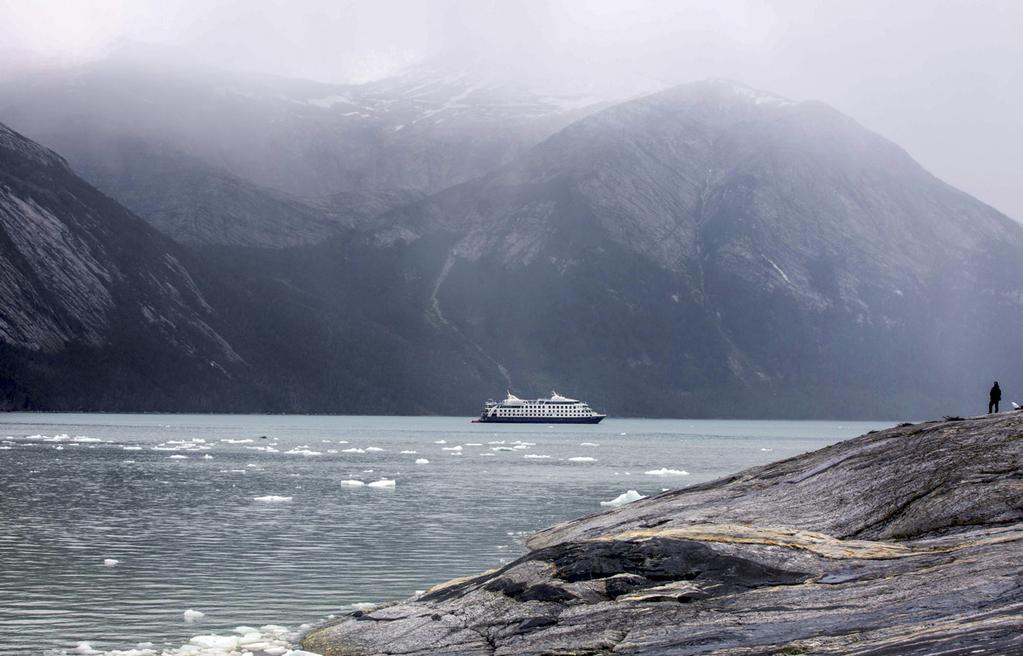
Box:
2, 0, 1021, 220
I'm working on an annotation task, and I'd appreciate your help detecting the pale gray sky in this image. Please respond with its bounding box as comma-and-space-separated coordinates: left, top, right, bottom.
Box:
1, 0, 1021, 219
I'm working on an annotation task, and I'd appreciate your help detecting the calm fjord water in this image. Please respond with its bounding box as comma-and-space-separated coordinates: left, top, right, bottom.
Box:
0, 414, 892, 654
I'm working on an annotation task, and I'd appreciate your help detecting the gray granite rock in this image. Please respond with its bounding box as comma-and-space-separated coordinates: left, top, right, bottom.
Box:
303, 413, 1023, 655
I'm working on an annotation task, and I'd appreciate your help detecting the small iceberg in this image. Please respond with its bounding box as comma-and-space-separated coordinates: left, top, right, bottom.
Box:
253, 495, 293, 503
103, 558, 119, 567
365, 447, 384, 452
644, 468, 690, 476
168, 454, 188, 459
601, 490, 646, 507
415, 458, 430, 464
367, 479, 396, 488
183, 609, 206, 623
339, 479, 365, 486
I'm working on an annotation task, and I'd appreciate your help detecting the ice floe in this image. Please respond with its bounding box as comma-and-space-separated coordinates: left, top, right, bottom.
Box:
365, 447, 385, 452
644, 468, 690, 476
168, 455, 188, 459
367, 479, 395, 488
568, 456, 597, 462
579, 442, 599, 447
253, 496, 292, 503
341, 448, 365, 453
339, 479, 365, 486
441, 445, 462, 451
182, 609, 205, 623
285, 448, 322, 456
400, 450, 418, 454
415, 458, 430, 464
600, 490, 646, 507
523, 454, 551, 459
103, 559, 119, 567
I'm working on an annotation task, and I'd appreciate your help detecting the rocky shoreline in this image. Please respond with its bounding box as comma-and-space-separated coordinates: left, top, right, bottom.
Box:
304, 413, 1023, 655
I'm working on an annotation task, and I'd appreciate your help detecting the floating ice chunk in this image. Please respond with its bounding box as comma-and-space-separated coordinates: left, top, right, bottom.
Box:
54, 445, 64, 450
480, 453, 495, 457
168, 454, 188, 459
568, 456, 597, 462
491, 446, 514, 451
189, 634, 235, 648
222, 439, 254, 444
342, 448, 366, 453
326, 449, 338, 454
339, 480, 365, 486
465, 443, 482, 446
523, 454, 551, 459
286, 448, 322, 456
760, 448, 774, 452
488, 440, 505, 444
441, 445, 462, 451
601, 490, 646, 507
368, 479, 395, 488
103, 558, 119, 567
202, 454, 214, 460
122, 445, 142, 451
400, 450, 417, 454
183, 608, 206, 622
619, 432, 628, 436
415, 458, 430, 464
122, 460, 136, 464
365, 447, 384, 452
253, 495, 293, 503
74, 642, 100, 654
362, 469, 374, 473
644, 468, 690, 476
283, 650, 321, 656
434, 440, 447, 444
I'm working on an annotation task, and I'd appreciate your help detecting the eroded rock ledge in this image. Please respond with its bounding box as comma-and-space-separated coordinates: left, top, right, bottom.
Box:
304, 413, 1023, 655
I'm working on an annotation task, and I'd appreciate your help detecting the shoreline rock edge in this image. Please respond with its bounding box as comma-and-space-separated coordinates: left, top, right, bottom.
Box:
303, 413, 1023, 655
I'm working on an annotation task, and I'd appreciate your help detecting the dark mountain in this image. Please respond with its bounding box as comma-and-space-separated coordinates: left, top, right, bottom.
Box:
3, 80, 1021, 418
0, 122, 500, 413
0, 123, 249, 409
365, 80, 1023, 417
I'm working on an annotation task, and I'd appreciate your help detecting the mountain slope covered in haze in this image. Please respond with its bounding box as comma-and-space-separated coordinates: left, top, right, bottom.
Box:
367, 80, 1023, 417
1, 79, 1021, 418
0, 59, 606, 246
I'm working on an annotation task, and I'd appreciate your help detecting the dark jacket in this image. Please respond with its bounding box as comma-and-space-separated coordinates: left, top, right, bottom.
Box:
990, 384, 1001, 401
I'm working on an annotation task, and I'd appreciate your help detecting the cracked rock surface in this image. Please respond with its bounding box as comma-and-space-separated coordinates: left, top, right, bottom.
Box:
303, 413, 1023, 655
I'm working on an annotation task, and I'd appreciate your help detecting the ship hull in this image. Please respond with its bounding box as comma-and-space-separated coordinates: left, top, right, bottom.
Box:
474, 415, 605, 424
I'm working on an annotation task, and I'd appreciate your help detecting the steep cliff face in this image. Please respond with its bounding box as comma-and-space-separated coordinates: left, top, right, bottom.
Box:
0, 123, 245, 409
372, 80, 1023, 417
303, 412, 1023, 655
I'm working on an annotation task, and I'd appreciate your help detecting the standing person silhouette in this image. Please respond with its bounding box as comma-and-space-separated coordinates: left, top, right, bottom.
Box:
989, 381, 1001, 414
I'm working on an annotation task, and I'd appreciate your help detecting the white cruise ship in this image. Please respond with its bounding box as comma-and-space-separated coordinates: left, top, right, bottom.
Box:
474, 391, 606, 424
